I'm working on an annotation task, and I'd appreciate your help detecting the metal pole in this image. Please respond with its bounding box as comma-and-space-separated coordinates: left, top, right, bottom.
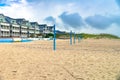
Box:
74, 32, 75, 44
53, 24, 56, 51
70, 30, 72, 45
78, 36, 80, 43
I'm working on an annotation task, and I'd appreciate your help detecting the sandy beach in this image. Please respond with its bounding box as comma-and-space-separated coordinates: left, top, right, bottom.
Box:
0, 39, 120, 80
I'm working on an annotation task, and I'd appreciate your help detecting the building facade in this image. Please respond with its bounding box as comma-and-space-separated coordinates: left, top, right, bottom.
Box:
30, 22, 39, 37
39, 24, 53, 34
15, 19, 29, 38
0, 14, 53, 38
0, 14, 11, 37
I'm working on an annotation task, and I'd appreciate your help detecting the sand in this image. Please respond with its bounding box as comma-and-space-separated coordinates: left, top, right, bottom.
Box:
0, 39, 120, 80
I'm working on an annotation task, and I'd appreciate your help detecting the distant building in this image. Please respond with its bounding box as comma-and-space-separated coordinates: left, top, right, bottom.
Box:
0, 14, 54, 38
39, 24, 53, 34
56, 30, 66, 34
30, 22, 40, 37
46, 26, 53, 34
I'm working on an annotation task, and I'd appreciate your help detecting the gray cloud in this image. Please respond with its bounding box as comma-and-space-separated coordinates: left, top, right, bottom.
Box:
85, 15, 113, 29
44, 16, 56, 24
85, 15, 120, 30
59, 12, 84, 28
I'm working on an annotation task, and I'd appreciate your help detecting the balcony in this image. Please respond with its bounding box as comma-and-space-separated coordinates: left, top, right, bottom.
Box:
12, 34, 20, 37
1, 34, 10, 36
35, 28, 39, 30
21, 26, 27, 29
0, 23, 10, 26
21, 34, 27, 38
29, 31, 34, 33
35, 31, 40, 34
21, 30, 28, 33
29, 27, 34, 30
12, 24, 20, 27
1, 32, 10, 36
1, 29, 10, 32
12, 29, 20, 32
43, 30, 51, 34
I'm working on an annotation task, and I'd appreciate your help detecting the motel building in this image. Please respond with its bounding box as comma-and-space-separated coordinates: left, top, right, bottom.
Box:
0, 14, 53, 38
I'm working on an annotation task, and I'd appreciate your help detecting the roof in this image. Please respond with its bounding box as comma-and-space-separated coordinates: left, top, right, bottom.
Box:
30, 22, 38, 25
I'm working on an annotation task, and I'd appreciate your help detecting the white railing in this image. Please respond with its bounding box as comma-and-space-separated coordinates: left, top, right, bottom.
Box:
35, 28, 39, 30
29, 27, 34, 30
21, 26, 27, 28
0, 23, 10, 26
43, 30, 51, 33
12, 24, 20, 27
12, 29, 20, 32
2, 34, 10, 36
29, 31, 34, 33
21, 30, 28, 33
21, 35, 27, 38
35, 31, 40, 34
1, 29, 10, 32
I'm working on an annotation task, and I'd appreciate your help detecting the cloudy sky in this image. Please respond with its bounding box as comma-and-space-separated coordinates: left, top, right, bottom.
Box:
0, 0, 120, 36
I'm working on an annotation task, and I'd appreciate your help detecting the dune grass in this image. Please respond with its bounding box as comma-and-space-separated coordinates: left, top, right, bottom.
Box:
79, 33, 120, 39
56, 33, 119, 39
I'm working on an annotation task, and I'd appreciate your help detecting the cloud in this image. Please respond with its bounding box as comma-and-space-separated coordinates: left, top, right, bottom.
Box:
44, 16, 56, 24
85, 15, 113, 29
59, 12, 84, 29
0, 0, 34, 21
85, 14, 120, 30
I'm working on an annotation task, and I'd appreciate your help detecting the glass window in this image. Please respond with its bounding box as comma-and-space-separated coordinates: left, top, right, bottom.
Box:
0, 19, 3, 22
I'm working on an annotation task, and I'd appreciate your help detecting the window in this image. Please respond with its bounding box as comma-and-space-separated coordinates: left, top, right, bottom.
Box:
12, 21, 15, 24
0, 19, 3, 22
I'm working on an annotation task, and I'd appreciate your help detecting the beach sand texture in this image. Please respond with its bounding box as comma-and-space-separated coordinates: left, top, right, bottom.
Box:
0, 39, 120, 80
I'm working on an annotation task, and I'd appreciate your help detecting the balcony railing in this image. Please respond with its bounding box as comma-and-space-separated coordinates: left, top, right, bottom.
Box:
12, 24, 20, 27
1, 33, 10, 36
35, 31, 40, 34
1, 29, 10, 32
21, 30, 28, 33
29, 27, 34, 30
43, 30, 51, 33
29, 31, 34, 33
21, 26, 27, 28
0, 23, 10, 26
21, 34, 27, 38
35, 28, 39, 30
12, 29, 20, 32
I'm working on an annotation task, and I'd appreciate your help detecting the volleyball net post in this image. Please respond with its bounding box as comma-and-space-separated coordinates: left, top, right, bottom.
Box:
70, 30, 72, 45
53, 24, 56, 51
74, 32, 76, 44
